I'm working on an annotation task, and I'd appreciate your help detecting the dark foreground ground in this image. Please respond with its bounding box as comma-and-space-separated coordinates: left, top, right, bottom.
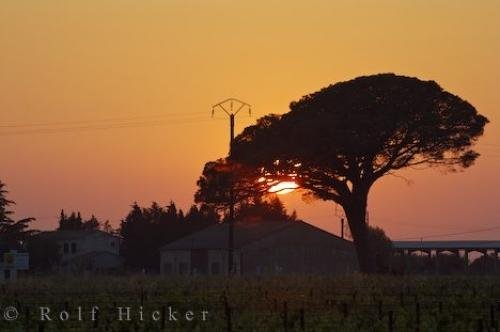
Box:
1, 275, 499, 331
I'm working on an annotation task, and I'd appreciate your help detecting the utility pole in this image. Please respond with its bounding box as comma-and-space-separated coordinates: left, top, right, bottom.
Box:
212, 98, 251, 275
335, 204, 346, 239
340, 218, 345, 239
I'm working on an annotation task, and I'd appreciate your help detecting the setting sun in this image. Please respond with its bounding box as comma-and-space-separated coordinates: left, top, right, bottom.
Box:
268, 181, 299, 195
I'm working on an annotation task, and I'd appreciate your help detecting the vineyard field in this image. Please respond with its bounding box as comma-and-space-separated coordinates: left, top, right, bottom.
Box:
1, 275, 499, 331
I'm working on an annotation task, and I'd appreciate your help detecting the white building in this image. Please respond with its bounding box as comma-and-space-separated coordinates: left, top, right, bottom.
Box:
36, 230, 123, 273
0, 242, 29, 281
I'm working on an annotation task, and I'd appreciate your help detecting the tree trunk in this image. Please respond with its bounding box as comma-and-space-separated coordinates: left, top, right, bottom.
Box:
343, 191, 376, 274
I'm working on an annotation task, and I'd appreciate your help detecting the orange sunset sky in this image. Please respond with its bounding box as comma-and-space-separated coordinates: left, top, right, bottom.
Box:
1, 1, 499, 240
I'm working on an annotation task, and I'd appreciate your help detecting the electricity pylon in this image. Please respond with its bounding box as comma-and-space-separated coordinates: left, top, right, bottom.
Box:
212, 98, 251, 275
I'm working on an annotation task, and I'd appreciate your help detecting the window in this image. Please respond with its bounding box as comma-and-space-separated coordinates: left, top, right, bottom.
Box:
179, 263, 188, 275
63, 243, 69, 254
71, 243, 77, 254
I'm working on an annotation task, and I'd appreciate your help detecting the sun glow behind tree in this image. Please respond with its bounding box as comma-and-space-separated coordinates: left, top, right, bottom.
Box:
258, 160, 301, 195
268, 181, 299, 195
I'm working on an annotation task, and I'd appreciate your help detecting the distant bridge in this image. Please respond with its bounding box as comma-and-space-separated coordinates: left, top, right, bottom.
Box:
393, 240, 500, 253
392, 240, 500, 273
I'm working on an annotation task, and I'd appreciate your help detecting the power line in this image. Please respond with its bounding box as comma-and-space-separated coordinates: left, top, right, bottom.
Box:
0, 117, 228, 136
395, 226, 500, 241
0, 111, 208, 128
0, 110, 257, 136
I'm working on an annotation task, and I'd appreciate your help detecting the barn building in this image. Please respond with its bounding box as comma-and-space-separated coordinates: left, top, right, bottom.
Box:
160, 220, 357, 276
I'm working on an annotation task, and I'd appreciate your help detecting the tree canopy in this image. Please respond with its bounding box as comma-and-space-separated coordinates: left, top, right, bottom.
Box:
57, 210, 103, 231
194, 158, 270, 214
230, 73, 488, 273
0, 180, 34, 243
195, 158, 298, 223
235, 196, 297, 223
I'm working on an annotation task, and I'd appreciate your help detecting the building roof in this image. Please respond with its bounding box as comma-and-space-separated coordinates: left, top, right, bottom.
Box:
160, 220, 350, 251
393, 240, 500, 250
33, 229, 118, 242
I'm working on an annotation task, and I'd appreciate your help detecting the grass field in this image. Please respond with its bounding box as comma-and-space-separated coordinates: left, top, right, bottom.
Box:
1, 275, 499, 331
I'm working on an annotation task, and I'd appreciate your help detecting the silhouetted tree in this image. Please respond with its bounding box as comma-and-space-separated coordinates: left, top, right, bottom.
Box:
235, 196, 297, 223
84, 215, 100, 230
119, 201, 218, 271
119, 203, 146, 270
0, 180, 34, 243
195, 158, 297, 224
185, 204, 220, 225
58, 210, 81, 230
58, 210, 101, 231
101, 220, 115, 234
195, 158, 264, 216
231, 74, 488, 273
